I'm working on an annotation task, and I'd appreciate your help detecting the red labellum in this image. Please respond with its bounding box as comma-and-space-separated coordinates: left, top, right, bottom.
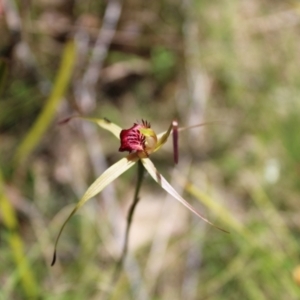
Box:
119, 123, 145, 152
119, 120, 157, 156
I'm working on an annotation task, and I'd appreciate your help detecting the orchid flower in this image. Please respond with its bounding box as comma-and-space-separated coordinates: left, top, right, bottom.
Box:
51, 117, 225, 266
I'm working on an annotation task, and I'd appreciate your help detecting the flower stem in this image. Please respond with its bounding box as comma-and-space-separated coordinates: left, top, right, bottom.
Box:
109, 160, 144, 290
121, 159, 144, 263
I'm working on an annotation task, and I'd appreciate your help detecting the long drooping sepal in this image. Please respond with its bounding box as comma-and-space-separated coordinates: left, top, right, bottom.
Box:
141, 158, 228, 233
51, 153, 139, 266
59, 116, 122, 139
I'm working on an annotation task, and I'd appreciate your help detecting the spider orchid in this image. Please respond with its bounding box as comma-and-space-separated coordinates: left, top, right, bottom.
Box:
51, 117, 225, 265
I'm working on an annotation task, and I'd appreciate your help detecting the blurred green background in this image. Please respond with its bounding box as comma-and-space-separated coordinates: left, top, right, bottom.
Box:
1, 0, 300, 299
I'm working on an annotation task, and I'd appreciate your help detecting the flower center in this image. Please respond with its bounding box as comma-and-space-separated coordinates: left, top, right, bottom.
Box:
119, 120, 157, 157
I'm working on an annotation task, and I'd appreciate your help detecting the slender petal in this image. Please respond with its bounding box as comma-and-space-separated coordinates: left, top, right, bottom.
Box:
89, 117, 122, 139
156, 121, 224, 142
141, 158, 227, 232
59, 116, 122, 139
155, 122, 173, 151
177, 121, 225, 132
51, 152, 139, 266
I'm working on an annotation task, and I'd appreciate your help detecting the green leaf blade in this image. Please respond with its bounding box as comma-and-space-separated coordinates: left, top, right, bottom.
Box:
14, 40, 77, 165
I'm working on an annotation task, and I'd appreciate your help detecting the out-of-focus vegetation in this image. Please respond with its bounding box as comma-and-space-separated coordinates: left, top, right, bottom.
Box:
1, 0, 300, 299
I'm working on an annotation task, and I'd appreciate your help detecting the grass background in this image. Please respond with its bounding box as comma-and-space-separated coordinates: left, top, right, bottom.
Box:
1, 0, 300, 299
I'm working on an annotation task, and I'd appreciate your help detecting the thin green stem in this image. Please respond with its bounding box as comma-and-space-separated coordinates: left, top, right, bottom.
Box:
106, 160, 145, 297
120, 159, 144, 266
